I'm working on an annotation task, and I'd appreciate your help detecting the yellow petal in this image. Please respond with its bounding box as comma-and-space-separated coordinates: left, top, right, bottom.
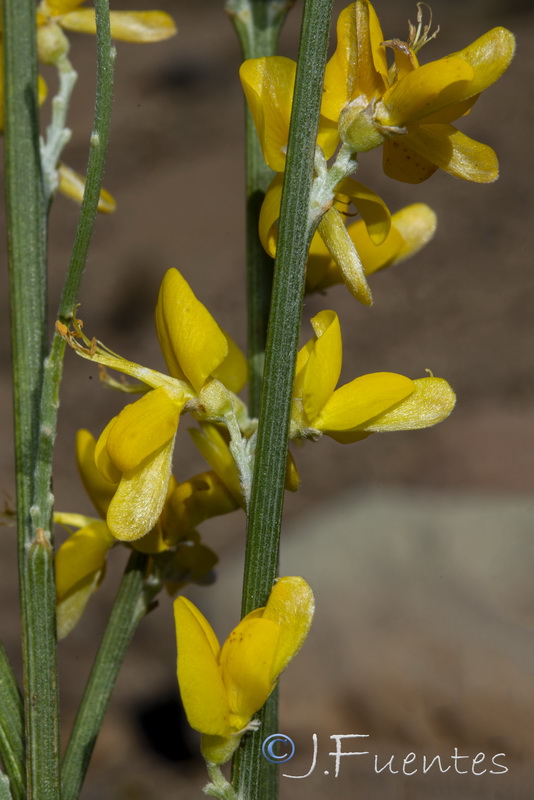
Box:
300, 310, 342, 424
164, 470, 238, 541
41, 0, 85, 14
58, 163, 116, 213
317, 208, 373, 306
240, 57, 295, 172
75, 429, 117, 518
56, 570, 102, 641
38, 74, 48, 107
55, 521, 114, 600
322, 0, 388, 121
343, 202, 436, 278
132, 476, 178, 553
335, 177, 391, 245
404, 123, 499, 182
220, 617, 279, 730
174, 597, 230, 737
363, 376, 456, 431
379, 57, 474, 127
106, 387, 181, 473
306, 230, 336, 292
261, 577, 315, 680
189, 424, 243, 506
259, 174, 283, 257
59, 10, 177, 42
315, 372, 415, 432
388, 203, 437, 263
382, 137, 438, 184
155, 268, 228, 393
285, 451, 300, 492
212, 331, 248, 394
448, 27, 515, 99
346, 216, 403, 276
106, 439, 175, 540
94, 416, 122, 484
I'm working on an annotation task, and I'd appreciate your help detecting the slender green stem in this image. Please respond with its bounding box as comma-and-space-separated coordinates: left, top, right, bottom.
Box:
2, 1, 60, 797
33, 0, 116, 569
227, 4, 293, 797
0, 646, 25, 800
226, 0, 294, 416
61, 552, 155, 800
232, 3, 334, 799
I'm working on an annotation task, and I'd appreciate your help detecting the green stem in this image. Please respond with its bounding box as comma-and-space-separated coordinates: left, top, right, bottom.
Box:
61, 552, 155, 800
232, 3, 334, 799
2, 0, 59, 797
226, 0, 293, 416
34, 0, 116, 565
0, 646, 25, 800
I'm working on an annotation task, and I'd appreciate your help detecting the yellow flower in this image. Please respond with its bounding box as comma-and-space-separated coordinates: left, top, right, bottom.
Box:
36, 0, 177, 47
291, 309, 455, 442
260, 171, 436, 295
58, 269, 247, 541
239, 56, 338, 173
174, 576, 314, 765
323, 0, 515, 182
55, 429, 231, 638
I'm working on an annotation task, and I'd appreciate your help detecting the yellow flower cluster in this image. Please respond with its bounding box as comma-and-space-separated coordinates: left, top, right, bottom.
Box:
240, 0, 514, 303
56, 0, 514, 777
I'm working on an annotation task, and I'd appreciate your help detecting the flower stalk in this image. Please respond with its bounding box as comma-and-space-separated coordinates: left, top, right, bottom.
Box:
231, 2, 334, 800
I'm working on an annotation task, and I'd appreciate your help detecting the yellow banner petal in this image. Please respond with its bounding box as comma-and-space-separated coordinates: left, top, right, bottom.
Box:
106, 387, 181, 473
379, 57, 474, 126
220, 618, 279, 730
60, 10, 177, 42
363, 376, 456, 432
322, 0, 388, 121
240, 57, 295, 173
155, 269, 228, 393
302, 310, 342, 424
106, 438, 175, 540
404, 123, 499, 183
262, 577, 315, 680
174, 597, 230, 737
316, 372, 414, 432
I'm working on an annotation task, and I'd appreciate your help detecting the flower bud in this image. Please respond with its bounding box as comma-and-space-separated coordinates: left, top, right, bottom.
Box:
37, 22, 70, 65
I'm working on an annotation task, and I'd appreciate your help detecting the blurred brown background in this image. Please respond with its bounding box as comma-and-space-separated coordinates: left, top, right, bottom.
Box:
1, 0, 534, 797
